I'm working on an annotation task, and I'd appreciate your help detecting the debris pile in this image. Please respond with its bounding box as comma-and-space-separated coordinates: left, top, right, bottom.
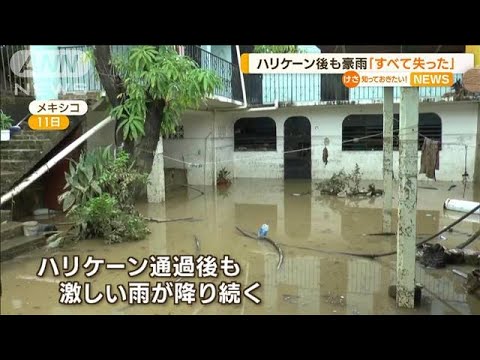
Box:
466, 269, 480, 294
416, 243, 480, 268
316, 164, 384, 197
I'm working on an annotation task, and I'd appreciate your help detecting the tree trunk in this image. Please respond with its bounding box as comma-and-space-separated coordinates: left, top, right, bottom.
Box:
134, 100, 164, 173
134, 100, 166, 203
93, 46, 130, 151
94, 46, 166, 203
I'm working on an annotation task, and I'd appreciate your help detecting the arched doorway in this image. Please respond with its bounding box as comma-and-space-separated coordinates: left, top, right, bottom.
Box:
284, 116, 311, 179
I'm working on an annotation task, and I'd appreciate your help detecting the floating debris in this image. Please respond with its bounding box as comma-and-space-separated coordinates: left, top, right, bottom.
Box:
194, 235, 200, 253
282, 294, 300, 304
236, 226, 284, 270
322, 292, 346, 307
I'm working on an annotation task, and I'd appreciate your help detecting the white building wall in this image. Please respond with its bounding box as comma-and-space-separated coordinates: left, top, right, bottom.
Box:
166, 102, 479, 185
163, 111, 215, 186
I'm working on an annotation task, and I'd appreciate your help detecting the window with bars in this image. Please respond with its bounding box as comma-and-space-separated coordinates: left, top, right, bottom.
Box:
342, 113, 442, 151
234, 117, 276, 151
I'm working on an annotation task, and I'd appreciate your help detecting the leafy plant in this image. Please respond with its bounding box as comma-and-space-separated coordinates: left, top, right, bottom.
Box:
58, 146, 114, 214
316, 163, 363, 195
71, 193, 149, 244
0, 110, 14, 130
58, 146, 151, 244
350, 163, 362, 194
99, 150, 149, 210
59, 146, 148, 214
110, 46, 222, 141
217, 167, 232, 185
316, 169, 350, 195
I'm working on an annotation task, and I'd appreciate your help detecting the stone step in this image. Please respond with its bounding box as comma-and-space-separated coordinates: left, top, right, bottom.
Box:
0, 210, 12, 222
0, 138, 51, 149
0, 159, 29, 172
0, 170, 18, 194
11, 131, 51, 141
0, 148, 44, 161
0, 221, 24, 241
0, 170, 17, 180
1, 234, 46, 262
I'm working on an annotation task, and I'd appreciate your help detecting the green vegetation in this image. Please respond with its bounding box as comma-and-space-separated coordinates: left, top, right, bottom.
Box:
0, 110, 13, 130
110, 46, 221, 140
92, 45, 222, 178
217, 167, 232, 186
316, 163, 363, 196
71, 194, 149, 244
58, 146, 149, 245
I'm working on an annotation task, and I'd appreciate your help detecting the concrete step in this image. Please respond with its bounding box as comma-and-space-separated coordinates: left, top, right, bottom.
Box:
1, 234, 46, 262
0, 148, 43, 161
0, 210, 12, 222
0, 170, 18, 194
0, 221, 24, 241
0, 170, 17, 181
11, 132, 51, 141
0, 138, 50, 149
0, 159, 29, 172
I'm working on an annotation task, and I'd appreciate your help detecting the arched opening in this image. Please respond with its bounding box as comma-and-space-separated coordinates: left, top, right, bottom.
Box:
342, 113, 442, 151
234, 117, 276, 151
284, 116, 311, 179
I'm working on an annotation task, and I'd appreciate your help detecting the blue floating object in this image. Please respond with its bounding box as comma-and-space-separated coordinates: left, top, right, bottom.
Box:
258, 224, 269, 238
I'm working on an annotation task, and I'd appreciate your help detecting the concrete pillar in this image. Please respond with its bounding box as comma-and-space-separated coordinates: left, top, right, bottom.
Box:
213, 111, 218, 189
383, 87, 394, 233
396, 87, 419, 308
147, 137, 165, 203
473, 104, 480, 186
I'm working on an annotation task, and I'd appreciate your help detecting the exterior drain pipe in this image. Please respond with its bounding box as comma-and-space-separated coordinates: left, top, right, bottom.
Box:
236, 45, 248, 110
1, 116, 115, 205
214, 45, 279, 112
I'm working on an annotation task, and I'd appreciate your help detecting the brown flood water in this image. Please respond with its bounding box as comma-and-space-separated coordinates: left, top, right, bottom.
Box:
1, 179, 479, 315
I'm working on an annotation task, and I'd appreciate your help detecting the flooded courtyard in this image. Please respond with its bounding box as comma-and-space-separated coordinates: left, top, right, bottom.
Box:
1, 179, 479, 315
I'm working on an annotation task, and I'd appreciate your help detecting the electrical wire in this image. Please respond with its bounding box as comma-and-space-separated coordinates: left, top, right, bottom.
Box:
161, 122, 474, 168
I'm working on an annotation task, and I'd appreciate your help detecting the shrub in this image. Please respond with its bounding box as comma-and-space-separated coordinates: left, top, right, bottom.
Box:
71, 193, 150, 244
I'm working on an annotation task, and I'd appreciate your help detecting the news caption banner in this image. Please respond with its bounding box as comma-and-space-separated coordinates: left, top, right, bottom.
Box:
27, 100, 88, 131
36, 255, 262, 305
240, 53, 475, 88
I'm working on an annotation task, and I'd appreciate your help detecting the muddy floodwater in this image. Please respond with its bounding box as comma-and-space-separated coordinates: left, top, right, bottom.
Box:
1, 179, 479, 315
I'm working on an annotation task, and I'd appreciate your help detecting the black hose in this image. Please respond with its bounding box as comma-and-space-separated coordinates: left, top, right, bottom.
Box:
416, 203, 480, 245
282, 203, 480, 260
455, 229, 480, 249
361, 203, 480, 259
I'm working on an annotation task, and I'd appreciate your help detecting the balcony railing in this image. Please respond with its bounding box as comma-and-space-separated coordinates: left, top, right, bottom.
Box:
244, 73, 475, 105
3, 45, 476, 106
0, 45, 34, 96
183, 45, 243, 102
58, 45, 130, 94
56, 45, 243, 102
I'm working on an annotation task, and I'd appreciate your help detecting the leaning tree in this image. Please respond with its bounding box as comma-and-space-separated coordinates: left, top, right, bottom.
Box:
92, 45, 220, 202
